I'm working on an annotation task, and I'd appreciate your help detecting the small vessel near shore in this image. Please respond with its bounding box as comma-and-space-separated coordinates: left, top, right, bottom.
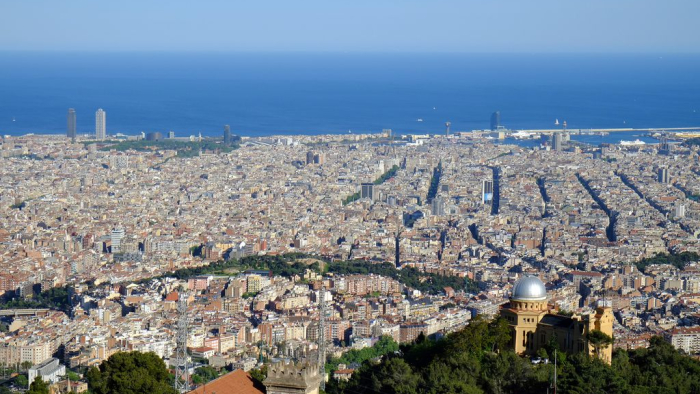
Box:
620, 139, 646, 146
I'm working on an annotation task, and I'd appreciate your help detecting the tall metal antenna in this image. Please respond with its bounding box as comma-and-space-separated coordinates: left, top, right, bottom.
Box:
394, 213, 403, 268
174, 293, 190, 393
318, 284, 327, 391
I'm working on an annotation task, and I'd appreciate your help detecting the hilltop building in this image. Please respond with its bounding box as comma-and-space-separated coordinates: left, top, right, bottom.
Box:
500, 276, 614, 364
263, 360, 322, 394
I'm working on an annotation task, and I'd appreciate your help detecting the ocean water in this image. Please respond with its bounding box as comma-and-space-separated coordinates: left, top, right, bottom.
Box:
1, 52, 699, 143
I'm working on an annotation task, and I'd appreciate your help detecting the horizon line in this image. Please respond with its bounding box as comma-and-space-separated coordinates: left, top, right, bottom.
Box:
1, 49, 700, 56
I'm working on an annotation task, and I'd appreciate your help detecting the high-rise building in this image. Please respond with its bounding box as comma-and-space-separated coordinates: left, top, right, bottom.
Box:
146, 132, 163, 141
67, 108, 77, 142
482, 180, 494, 204
490, 111, 501, 131
306, 151, 315, 165
168, 131, 175, 139
659, 136, 671, 154
223, 125, 232, 145
361, 183, 375, 201
95, 108, 106, 140
110, 227, 125, 254
658, 168, 670, 184
431, 197, 445, 216
109, 155, 129, 170
552, 132, 563, 151
675, 204, 686, 219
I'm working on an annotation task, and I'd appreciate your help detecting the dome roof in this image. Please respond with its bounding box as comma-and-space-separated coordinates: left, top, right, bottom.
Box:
512, 276, 547, 301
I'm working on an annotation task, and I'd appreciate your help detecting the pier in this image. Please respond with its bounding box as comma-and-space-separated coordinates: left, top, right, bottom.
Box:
512, 127, 700, 136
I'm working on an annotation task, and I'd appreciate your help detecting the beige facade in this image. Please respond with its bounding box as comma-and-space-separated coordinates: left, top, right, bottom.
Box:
501, 302, 615, 363
500, 277, 614, 364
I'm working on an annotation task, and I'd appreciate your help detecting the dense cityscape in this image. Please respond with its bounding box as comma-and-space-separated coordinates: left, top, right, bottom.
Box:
2, 117, 700, 392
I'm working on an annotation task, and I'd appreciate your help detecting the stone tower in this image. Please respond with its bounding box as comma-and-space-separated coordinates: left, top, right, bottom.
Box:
263, 360, 322, 394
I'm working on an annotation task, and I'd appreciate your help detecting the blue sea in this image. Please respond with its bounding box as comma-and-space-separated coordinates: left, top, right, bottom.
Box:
1, 52, 699, 144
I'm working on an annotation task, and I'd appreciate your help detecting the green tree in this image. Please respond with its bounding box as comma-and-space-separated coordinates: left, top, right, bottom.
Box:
86, 351, 178, 394
586, 330, 613, 359
15, 374, 28, 389
346, 358, 420, 394
67, 370, 80, 381
249, 365, 267, 385
488, 317, 512, 353
27, 376, 49, 394
193, 365, 219, 383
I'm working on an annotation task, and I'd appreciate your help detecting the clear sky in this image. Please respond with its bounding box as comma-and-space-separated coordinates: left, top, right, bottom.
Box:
1, 0, 699, 53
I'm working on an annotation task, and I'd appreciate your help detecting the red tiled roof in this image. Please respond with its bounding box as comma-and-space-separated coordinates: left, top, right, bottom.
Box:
571, 271, 603, 277
165, 291, 179, 302
187, 369, 265, 394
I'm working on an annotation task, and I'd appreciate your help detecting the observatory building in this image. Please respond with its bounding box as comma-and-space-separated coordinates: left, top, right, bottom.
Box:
500, 275, 614, 363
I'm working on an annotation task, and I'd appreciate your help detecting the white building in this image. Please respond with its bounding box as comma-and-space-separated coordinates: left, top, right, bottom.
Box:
95, 108, 106, 140
111, 227, 125, 253
28, 358, 66, 386
669, 326, 700, 354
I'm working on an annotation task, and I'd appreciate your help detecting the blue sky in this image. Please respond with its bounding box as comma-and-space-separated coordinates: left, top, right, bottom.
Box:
1, 0, 699, 52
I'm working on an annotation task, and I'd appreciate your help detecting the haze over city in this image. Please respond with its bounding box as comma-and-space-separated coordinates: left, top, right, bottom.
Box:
2, 0, 700, 53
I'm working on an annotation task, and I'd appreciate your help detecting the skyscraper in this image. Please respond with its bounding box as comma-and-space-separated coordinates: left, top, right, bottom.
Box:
67, 108, 77, 142
431, 196, 445, 216
659, 136, 671, 154
658, 168, 670, 184
482, 180, 494, 204
111, 227, 125, 254
490, 111, 501, 131
223, 125, 231, 145
361, 183, 375, 201
552, 132, 563, 151
95, 108, 106, 140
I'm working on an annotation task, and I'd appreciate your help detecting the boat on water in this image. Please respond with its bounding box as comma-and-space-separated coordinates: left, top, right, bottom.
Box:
510, 130, 537, 139
554, 119, 560, 126
12, 117, 16, 122
416, 118, 423, 122
620, 139, 646, 146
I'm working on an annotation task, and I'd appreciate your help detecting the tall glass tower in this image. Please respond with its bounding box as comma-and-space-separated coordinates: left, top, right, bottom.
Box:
490, 111, 501, 131
223, 124, 231, 145
95, 108, 106, 140
67, 108, 77, 142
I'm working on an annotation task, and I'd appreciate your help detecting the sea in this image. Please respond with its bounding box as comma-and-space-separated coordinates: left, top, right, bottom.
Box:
1, 52, 699, 146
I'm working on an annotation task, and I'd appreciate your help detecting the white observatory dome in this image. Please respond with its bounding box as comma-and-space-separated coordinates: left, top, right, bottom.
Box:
511, 276, 547, 301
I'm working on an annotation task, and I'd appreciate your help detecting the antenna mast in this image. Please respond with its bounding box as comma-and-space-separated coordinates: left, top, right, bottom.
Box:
318, 284, 327, 391
174, 293, 190, 393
